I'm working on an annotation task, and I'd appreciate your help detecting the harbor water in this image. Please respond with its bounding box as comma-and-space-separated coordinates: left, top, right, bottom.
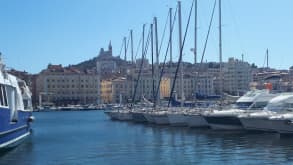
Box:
1, 110, 293, 165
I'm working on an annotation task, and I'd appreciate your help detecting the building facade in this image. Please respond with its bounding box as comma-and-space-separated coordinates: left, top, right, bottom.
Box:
223, 58, 252, 95
100, 80, 112, 104
36, 64, 100, 106
111, 77, 134, 103
196, 73, 215, 97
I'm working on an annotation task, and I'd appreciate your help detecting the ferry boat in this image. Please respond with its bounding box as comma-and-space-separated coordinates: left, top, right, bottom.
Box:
0, 55, 34, 149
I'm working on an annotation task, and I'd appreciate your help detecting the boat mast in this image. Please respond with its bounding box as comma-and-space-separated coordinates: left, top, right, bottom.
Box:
169, 8, 173, 64
266, 48, 269, 69
194, 0, 198, 103
124, 37, 127, 61
151, 23, 155, 105
219, 0, 223, 102
131, 30, 134, 64
141, 24, 145, 98
154, 17, 160, 107
194, 0, 197, 64
178, 1, 184, 107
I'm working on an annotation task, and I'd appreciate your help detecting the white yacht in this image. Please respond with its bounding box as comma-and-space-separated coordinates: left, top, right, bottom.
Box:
203, 90, 278, 130
269, 113, 293, 134
239, 93, 293, 132
239, 110, 276, 132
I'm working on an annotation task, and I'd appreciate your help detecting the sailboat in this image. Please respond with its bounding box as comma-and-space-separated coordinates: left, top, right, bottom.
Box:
147, 16, 170, 125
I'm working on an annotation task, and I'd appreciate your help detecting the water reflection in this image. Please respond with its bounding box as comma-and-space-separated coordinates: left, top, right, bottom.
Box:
1, 111, 293, 165
110, 119, 293, 164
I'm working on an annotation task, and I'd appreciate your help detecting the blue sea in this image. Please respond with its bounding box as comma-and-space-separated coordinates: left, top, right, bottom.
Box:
1, 110, 293, 165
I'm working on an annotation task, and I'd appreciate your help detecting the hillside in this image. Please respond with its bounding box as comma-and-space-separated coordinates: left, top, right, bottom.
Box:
71, 57, 98, 71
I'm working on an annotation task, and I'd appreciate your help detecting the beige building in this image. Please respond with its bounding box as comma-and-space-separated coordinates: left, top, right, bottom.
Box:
157, 74, 196, 100
100, 80, 112, 103
223, 58, 252, 95
111, 77, 134, 103
160, 77, 171, 98
36, 64, 100, 106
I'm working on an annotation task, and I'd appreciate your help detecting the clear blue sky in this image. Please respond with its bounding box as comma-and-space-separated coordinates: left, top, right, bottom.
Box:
1, 0, 293, 73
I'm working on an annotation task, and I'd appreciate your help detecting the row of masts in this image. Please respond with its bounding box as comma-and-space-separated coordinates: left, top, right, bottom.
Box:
120, 0, 223, 108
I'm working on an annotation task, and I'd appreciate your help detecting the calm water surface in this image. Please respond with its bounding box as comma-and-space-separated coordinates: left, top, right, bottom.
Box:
1, 111, 293, 165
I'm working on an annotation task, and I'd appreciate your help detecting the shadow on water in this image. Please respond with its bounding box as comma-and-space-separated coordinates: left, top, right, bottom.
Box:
0, 136, 34, 165
0, 133, 34, 156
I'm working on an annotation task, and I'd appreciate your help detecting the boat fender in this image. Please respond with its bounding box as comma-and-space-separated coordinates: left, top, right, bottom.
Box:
285, 120, 293, 125
11, 119, 18, 123
28, 116, 35, 122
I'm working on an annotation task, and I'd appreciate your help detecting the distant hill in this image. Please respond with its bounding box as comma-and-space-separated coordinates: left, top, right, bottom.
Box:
71, 57, 98, 71
70, 55, 128, 71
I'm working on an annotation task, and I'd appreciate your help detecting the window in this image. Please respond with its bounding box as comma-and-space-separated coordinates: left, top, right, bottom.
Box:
3, 86, 7, 106
0, 85, 8, 106
0, 85, 3, 105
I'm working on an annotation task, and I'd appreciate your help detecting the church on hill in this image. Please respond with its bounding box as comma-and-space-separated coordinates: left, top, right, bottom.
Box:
96, 42, 129, 76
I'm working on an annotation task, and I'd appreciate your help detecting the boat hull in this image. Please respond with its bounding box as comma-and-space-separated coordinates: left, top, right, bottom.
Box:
239, 117, 276, 132
0, 108, 32, 149
143, 113, 156, 123
187, 114, 209, 127
204, 116, 243, 130
269, 119, 293, 134
104, 111, 120, 120
167, 113, 188, 126
152, 114, 169, 125
131, 112, 147, 123
119, 112, 133, 121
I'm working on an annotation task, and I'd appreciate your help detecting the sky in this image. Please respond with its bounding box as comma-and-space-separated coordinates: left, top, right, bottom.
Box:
0, 0, 293, 73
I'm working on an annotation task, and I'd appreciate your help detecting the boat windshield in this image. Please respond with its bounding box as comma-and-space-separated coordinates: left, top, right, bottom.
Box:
243, 91, 258, 97
234, 102, 253, 109
265, 98, 293, 112
248, 101, 268, 110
